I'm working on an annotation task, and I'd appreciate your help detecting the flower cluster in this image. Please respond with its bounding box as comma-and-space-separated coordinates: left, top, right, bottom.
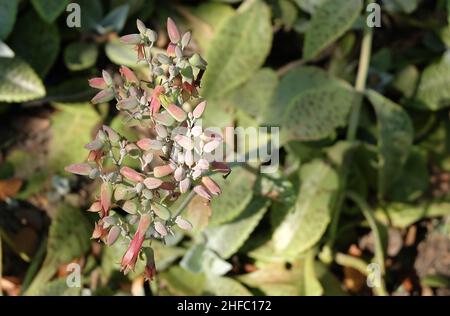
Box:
65, 18, 230, 281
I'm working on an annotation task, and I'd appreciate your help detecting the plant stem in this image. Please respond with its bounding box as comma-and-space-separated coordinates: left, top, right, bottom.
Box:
173, 190, 196, 218
326, 6, 374, 248
346, 191, 388, 296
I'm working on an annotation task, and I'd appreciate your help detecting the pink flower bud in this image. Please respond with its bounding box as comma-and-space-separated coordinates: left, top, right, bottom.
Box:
194, 185, 211, 201
166, 104, 187, 122
88, 201, 102, 213
167, 17, 181, 43
117, 97, 139, 110
202, 176, 221, 196
65, 163, 92, 176
85, 139, 103, 151
154, 221, 168, 237
120, 34, 142, 45
107, 226, 121, 246
137, 138, 163, 151
88, 77, 107, 90
193, 101, 206, 119
167, 43, 177, 57
174, 166, 186, 181
100, 182, 112, 216
102, 125, 120, 143
153, 164, 175, 178
155, 124, 167, 138
174, 135, 193, 150
121, 214, 152, 273
143, 177, 163, 189
91, 88, 115, 104
203, 139, 220, 153
120, 166, 144, 182
149, 85, 165, 115
91, 220, 107, 240
179, 177, 191, 193
120, 66, 139, 84
175, 216, 192, 231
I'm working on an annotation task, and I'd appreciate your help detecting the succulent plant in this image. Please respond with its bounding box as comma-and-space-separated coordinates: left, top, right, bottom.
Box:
65, 18, 230, 281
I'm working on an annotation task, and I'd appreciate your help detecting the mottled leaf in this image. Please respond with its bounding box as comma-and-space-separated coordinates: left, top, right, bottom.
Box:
272, 160, 339, 256
202, 0, 272, 99
303, 0, 362, 60
366, 90, 414, 196
0, 58, 45, 102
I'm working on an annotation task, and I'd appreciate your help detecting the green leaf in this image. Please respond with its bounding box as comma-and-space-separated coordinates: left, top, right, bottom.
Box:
387, 147, 429, 202
281, 86, 359, 143
294, 0, 327, 14
375, 202, 450, 229
76, 0, 103, 32
202, 0, 273, 99
31, 279, 81, 296
227, 68, 278, 122
64, 42, 98, 71
9, 10, 60, 77
272, 160, 339, 257
267, 66, 355, 128
25, 204, 91, 295
415, 55, 450, 110
238, 250, 323, 295
205, 275, 252, 296
366, 90, 414, 196
303, 0, 362, 60
205, 198, 269, 259
382, 0, 421, 14
180, 244, 233, 276
0, 57, 46, 103
209, 165, 257, 226
97, 4, 129, 34
31, 0, 70, 23
159, 266, 206, 296
184, 2, 235, 52
0, 0, 18, 40
49, 103, 100, 172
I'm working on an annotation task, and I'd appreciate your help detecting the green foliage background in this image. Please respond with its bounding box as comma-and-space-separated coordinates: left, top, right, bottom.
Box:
0, 0, 449, 296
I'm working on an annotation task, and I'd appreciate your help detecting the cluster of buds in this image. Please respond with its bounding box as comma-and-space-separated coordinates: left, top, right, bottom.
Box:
65, 18, 230, 281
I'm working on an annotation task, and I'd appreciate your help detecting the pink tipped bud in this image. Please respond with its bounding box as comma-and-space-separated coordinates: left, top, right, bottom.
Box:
194, 185, 211, 201
120, 34, 142, 44
120, 166, 144, 182
175, 216, 193, 231
88, 77, 107, 90
203, 139, 220, 153
137, 138, 163, 151
88, 201, 102, 213
91, 88, 115, 104
85, 139, 103, 151
166, 104, 187, 122
179, 177, 191, 193
120, 66, 139, 84
143, 177, 163, 189
167, 17, 181, 43
193, 101, 206, 119
65, 163, 92, 176
174, 135, 193, 150
153, 164, 175, 178
107, 226, 121, 246
202, 176, 221, 196
100, 182, 112, 214
154, 221, 168, 237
